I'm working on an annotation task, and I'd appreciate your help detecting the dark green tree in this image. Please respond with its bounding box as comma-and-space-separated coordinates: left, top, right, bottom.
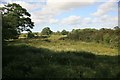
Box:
0, 3, 34, 40
41, 27, 52, 35
27, 32, 35, 38
114, 26, 120, 30
61, 29, 69, 35
56, 31, 61, 35
68, 29, 79, 40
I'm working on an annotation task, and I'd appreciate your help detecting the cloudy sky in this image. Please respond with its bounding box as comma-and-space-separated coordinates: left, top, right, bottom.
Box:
0, 0, 119, 32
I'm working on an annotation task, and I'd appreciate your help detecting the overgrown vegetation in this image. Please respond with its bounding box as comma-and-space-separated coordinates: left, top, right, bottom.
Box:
12, 37, 117, 56
1, 3, 120, 79
67, 27, 120, 48
3, 43, 120, 79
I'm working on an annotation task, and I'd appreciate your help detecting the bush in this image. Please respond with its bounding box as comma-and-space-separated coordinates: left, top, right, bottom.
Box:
41, 27, 52, 35
27, 32, 35, 38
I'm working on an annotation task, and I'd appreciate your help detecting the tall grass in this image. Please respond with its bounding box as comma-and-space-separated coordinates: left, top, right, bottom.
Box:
10, 35, 118, 56
3, 35, 119, 79
3, 44, 119, 78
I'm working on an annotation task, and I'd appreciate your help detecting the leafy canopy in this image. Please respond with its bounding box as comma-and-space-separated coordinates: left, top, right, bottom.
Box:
41, 27, 52, 35
61, 29, 69, 35
0, 3, 34, 40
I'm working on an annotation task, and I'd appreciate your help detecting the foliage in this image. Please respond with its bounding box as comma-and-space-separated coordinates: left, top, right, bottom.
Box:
33, 32, 39, 37
41, 27, 52, 35
27, 32, 35, 38
61, 29, 69, 35
68, 27, 120, 48
19, 33, 27, 38
103, 33, 110, 44
56, 31, 61, 35
0, 3, 34, 40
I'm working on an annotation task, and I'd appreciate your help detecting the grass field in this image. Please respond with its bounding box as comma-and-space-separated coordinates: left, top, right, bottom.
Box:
3, 35, 120, 78
10, 35, 118, 56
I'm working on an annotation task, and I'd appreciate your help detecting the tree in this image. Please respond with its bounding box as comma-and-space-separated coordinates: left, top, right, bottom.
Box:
61, 30, 69, 35
27, 32, 35, 38
56, 31, 61, 35
114, 26, 120, 30
0, 3, 34, 40
41, 27, 52, 35
68, 29, 79, 40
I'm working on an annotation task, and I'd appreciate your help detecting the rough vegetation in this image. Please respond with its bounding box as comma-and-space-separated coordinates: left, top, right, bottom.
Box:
3, 35, 119, 79
1, 3, 120, 79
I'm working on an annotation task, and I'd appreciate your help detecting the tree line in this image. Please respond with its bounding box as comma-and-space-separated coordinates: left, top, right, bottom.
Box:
67, 27, 120, 48
27, 26, 119, 48
1, 3, 119, 48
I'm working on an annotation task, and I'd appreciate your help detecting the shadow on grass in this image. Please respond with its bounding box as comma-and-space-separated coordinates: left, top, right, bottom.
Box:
2, 44, 120, 79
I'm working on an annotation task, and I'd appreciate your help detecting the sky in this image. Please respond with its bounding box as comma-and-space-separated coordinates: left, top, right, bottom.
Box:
0, 0, 119, 32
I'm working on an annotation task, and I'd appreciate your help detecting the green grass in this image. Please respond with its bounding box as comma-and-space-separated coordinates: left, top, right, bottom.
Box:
10, 35, 118, 56
3, 35, 119, 79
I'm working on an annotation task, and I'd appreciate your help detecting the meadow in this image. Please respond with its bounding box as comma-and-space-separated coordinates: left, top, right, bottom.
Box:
12, 35, 118, 56
3, 34, 120, 79
1, 2, 119, 79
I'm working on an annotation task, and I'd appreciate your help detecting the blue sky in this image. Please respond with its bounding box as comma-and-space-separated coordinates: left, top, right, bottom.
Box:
0, 0, 118, 32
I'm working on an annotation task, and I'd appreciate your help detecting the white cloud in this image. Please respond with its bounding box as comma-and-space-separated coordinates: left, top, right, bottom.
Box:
91, 15, 118, 23
10, 1, 41, 12
59, 14, 118, 29
61, 16, 81, 25
40, 0, 96, 16
82, 17, 92, 24
0, 0, 44, 12
49, 19, 58, 24
31, 0, 97, 25
0, 0, 46, 24
92, 0, 118, 16
0, 3, 4, 7
88, 15, 118, 29
47, 0, 96, 3
100, 15, 118, 22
